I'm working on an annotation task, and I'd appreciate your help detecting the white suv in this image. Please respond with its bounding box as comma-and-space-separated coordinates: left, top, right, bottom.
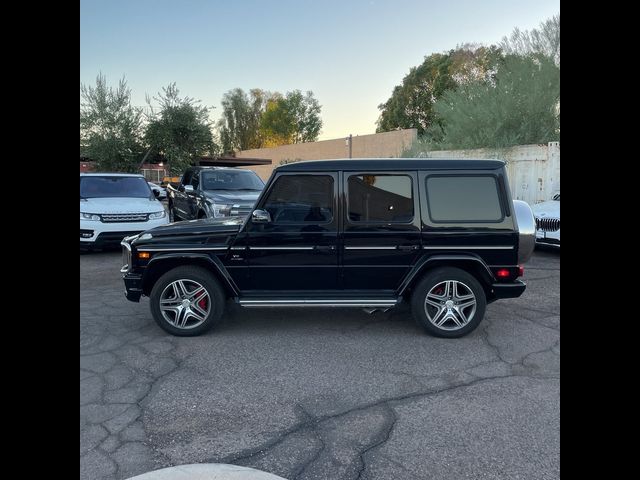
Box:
80, 173, 169, 250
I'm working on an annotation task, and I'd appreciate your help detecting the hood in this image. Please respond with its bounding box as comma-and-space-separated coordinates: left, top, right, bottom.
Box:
203, 190, 261, 204
531, 200, 560, 218
80, 197, 163, 214
133, 216, 245, 246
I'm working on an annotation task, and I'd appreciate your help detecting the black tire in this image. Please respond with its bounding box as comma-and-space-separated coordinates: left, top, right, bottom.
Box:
149, 266, 225, 336
411, 267, 487, 338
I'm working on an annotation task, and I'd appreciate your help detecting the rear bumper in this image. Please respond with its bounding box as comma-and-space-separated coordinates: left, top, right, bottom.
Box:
123, 272, 143, 302
489, 280, 526, 301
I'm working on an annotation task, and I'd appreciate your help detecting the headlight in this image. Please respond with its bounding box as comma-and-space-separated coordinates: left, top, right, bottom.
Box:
80, 212, 100, 221
212, 204, 231, 218
148, 211, 166, 219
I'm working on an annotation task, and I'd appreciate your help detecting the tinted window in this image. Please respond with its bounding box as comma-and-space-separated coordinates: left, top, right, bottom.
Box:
80, 176, 152, 199
263, 175, 333, 223
202, 170, 264, 191
426, 176, 503, 223
348, 174, 413, 222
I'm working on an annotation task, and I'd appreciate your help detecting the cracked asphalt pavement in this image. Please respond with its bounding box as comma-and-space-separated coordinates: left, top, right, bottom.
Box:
81, 250, 559, 480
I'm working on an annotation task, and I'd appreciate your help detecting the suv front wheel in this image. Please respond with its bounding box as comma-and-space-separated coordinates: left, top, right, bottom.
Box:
150, 266, 225, 336
411, 267, 487, 338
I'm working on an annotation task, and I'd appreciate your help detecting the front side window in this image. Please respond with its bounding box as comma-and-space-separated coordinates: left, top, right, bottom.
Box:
426, 175, 503, 223
262, 175, 334, 223
347, 174, 413, 222
201, 170, 264, 191
80, 176, 152, 199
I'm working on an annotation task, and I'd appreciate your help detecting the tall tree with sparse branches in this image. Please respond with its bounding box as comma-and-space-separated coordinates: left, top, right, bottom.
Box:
500, 14, 560, 66
217, 88, 272, 153
80, 73, 145, 172
144, 83, 217, 174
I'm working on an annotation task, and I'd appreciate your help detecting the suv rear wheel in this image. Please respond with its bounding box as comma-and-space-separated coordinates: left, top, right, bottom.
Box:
411, 267, 486, 338
150, 266, 225, 336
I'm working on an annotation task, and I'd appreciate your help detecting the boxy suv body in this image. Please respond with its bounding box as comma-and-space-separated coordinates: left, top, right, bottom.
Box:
121, 159, 535, 338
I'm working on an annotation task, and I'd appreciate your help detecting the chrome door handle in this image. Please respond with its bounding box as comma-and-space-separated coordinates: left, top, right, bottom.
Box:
313, 245, 336, 252
396, 245, 420, 251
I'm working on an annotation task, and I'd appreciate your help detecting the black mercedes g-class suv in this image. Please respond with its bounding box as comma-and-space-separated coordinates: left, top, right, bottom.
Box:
121, 159, 535, 338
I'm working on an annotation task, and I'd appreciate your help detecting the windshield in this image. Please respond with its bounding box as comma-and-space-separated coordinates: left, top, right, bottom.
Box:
201, 170, 264, 191
80, 176, 153, 199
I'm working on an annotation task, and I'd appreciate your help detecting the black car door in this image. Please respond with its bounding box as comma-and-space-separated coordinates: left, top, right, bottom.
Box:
244, 172, 339, 290
341, 171, 422, 290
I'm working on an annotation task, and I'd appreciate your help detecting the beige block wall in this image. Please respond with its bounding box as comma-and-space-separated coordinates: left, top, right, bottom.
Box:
236, 129, 418, 180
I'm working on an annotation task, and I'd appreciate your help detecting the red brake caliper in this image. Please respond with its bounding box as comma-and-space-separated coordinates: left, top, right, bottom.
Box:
197, 291, 207, 310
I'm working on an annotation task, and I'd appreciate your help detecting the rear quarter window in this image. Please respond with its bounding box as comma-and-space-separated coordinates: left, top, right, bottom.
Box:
426, 175, 503, 223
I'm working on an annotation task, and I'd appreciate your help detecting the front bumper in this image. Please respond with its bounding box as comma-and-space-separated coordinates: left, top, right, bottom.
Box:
535, 228, 560, 247
123, 272, 143, 302
80, 217, 168, 249
489, 280, 526, 302
80, 231, 144, 249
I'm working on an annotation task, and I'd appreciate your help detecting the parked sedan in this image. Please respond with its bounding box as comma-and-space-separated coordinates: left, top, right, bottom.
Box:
532, 193, 560, 247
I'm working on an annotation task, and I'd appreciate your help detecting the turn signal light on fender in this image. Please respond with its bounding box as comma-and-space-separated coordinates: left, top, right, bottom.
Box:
138, 252, 150, 260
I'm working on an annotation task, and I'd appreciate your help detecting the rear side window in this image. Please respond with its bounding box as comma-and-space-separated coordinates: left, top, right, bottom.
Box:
263, 175, 334, 223
426, 175, 503, 223
347, 174, 414, 223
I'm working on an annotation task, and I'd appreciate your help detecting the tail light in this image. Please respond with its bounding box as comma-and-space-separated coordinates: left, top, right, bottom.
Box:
496, 269, 510, 278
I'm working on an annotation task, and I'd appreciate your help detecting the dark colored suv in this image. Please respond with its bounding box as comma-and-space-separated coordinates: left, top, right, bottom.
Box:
121, 159, 535, 338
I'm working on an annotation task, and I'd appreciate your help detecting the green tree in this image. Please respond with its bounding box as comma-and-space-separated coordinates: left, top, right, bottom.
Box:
424, 54, 560, 150
80, 73, 145, 172
217, 88, 271, 153
501, 14, 560, 66
260, 90, 322, 146
144, 83, 217, 174
376, 46, 502, 136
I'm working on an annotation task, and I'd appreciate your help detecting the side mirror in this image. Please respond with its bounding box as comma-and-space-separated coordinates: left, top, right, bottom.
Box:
153, 190, 160, 198
184, 185, 194, 193
251, 209, 272, 223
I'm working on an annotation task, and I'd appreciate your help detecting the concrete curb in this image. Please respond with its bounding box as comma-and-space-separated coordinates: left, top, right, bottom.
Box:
126, 464, 288, 480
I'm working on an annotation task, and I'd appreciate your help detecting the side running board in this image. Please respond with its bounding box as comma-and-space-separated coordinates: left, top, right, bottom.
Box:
238, 298, 399, 308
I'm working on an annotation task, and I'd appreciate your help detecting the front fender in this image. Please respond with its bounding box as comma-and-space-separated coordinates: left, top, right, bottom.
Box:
142, 252, 239, 296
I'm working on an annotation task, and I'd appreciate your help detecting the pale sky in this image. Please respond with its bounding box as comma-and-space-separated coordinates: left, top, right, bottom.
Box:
80, 0, 559, 141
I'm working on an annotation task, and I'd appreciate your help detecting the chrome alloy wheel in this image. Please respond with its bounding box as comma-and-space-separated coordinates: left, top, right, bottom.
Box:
424, 280, 477, 331
159, 279, 211, 329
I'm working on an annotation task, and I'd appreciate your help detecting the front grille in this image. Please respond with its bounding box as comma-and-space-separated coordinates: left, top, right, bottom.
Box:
229, 204, 253, 217
101, 213, 148, 223
535, 217, 560, 232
